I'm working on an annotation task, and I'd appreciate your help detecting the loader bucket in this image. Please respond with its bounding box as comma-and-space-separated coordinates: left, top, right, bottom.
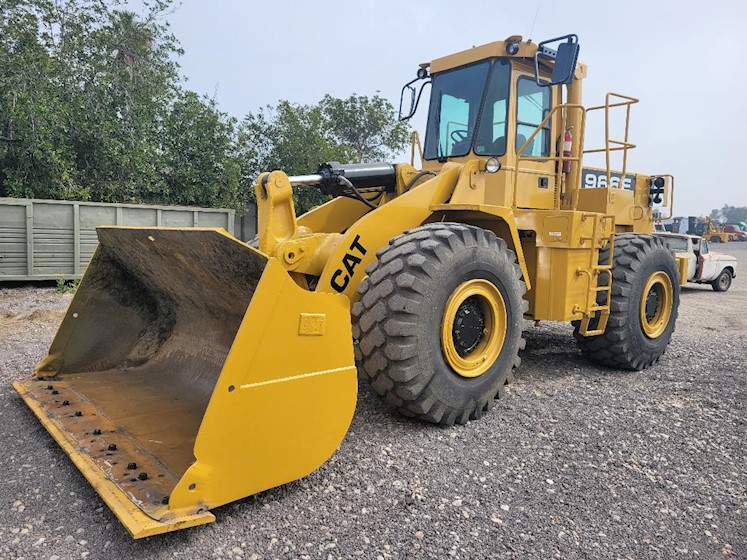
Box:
13, 227, 357, 538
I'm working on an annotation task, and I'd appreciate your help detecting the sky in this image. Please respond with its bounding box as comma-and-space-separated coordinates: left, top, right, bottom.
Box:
128, 0, 746, 217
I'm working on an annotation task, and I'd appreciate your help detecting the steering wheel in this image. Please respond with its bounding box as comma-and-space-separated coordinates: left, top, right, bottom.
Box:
450, 129, 469, 144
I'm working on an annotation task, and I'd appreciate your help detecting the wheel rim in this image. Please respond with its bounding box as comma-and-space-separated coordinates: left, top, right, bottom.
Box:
720, 273, 729, 289
441, 279, 507, 378
639, 271, 673, 338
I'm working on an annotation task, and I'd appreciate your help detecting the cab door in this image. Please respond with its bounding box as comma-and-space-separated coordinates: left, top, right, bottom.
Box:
511, 66, 558, 209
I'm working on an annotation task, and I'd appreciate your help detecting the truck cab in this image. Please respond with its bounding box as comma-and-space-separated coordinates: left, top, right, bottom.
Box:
656, 232, 737, 291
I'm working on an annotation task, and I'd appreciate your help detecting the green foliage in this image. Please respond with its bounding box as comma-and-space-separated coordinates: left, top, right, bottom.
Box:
55, 278, 79, 293
0, 0, 244, 209
239, 101, 352, 214
321, 93, 409, 162
710, 205, 747, 223
0, 2, 410, 215
239, 94, 408, 214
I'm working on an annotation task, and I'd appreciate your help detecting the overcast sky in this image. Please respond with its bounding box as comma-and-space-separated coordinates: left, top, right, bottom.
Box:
130, 0, 745, 216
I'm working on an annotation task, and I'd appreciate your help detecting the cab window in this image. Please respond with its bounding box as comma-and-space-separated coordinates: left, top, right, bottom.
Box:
516, 77, 551, 157
663, 236, 688, 252
701, 240, 709, 255
474, 60, 511, 156
423, 61, 490, 159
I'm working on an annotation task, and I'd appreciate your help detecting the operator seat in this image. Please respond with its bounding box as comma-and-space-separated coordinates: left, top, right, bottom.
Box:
516, 133, 534, 156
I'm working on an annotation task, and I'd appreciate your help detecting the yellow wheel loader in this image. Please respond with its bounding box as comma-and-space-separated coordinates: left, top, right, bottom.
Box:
14, 34, 684, 538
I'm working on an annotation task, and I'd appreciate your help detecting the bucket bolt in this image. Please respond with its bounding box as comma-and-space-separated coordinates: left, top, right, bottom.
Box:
47, 385, 54, 390
108, 444, 117, 451
127, 462, 137, 470
92, 429, 101, 435
62, 400, 70, 406
52, 390, 59, 395
161, 495, 169, 505
74, 411, 82, 417
138, 472, 148, 481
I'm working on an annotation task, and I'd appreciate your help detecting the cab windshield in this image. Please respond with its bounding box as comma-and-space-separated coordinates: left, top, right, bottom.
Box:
423, 59, 511, 160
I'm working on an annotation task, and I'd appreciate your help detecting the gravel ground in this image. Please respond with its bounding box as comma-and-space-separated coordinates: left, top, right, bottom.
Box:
0, 243, 745, 560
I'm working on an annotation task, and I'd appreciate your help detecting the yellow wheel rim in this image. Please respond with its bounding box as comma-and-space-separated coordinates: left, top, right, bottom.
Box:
639, 271, 673, 338
441, 279, 507, 378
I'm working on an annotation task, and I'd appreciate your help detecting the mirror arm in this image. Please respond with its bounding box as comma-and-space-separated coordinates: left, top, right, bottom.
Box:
399, 79, 431, 122
533, 34, 579, 87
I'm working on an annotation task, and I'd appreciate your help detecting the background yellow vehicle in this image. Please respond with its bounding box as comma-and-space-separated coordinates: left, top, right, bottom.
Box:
701, 217, 731, 243
14, 34, 682, 537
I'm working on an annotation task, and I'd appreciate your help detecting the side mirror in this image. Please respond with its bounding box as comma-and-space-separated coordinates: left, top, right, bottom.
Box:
399, 82, 417, 121
534, 34, 580, 87
398, 70, 430, 121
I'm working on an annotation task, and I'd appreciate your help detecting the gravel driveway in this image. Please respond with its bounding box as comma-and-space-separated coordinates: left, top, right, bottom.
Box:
1, 244, 745, 559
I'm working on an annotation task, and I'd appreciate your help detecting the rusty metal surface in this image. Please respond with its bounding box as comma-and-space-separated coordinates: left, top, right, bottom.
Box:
27, 227, 268, 520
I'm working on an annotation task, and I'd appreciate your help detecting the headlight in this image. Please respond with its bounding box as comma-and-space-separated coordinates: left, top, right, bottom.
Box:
485, 158, 502, 174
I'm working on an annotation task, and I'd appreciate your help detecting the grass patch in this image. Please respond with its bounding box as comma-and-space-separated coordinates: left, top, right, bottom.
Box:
55, 279, 80, 294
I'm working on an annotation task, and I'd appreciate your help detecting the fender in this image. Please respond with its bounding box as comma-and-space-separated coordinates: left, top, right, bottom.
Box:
316, 163, 461, 300
316, 164, 531, 300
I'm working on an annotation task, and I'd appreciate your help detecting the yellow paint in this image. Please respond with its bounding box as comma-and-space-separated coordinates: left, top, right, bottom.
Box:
14, 34, 680, 540
16, 227, 356, 538
166, 258, 356, 512
441, 279, 507, 378
676, 255, 689, 286
315, 163, 463, 300
428, 36, 587, 80
12, 381, 215, 538
639, 271, 673, 338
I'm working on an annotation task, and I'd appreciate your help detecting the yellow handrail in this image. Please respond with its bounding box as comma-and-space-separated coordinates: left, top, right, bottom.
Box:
656, 174, 675, 221
513, 103, 587, 210
584, 92, 639, 191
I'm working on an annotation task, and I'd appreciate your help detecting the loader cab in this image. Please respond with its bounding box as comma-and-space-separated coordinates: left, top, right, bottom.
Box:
402, 35, 583, 210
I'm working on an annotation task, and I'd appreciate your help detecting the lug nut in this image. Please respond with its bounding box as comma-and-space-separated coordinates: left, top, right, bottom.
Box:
74, 410, 82, 417
138, 472, 148, 481
127, 462, 137, 470
108, 444, 117, 451
93, 429, 101, 435
62, 400, 69, 406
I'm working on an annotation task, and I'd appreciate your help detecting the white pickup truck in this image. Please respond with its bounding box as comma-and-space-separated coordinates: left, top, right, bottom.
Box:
655, 233, 737, 291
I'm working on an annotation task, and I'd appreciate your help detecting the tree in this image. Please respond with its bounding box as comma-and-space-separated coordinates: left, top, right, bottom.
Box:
238, 95, 409, 214
160, 91, 241, 209
238, 101, 354, 214
710, 205, 747, 223
0, 2, 410, 215
0, 0, 245, 209
320, 93, 409, 162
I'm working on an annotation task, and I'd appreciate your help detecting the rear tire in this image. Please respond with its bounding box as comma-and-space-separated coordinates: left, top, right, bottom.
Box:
711, 270, 732, 292
352, 223, 527, 426
573, 234, 680, 371
710, 236, 721, 243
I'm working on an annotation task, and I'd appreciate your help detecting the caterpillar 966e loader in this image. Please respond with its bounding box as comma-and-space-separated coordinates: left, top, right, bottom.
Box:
14, 34, 683, 537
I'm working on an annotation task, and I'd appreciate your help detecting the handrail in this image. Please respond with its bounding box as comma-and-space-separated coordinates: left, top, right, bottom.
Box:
513, 103, 587, 210
656, 174, 675, 221
410, 130, 423, 167
584, 92, 639, 192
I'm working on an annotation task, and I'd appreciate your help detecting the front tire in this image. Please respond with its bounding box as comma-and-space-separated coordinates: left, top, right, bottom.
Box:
573, 234, 680, 370
711, 270, 732, 292
352, 223, 527, 426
